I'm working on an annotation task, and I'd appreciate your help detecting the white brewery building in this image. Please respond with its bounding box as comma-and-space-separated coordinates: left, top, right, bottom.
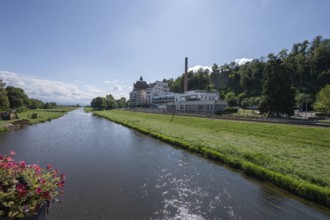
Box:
129, 57, 227, 114
129, 80, 227, 115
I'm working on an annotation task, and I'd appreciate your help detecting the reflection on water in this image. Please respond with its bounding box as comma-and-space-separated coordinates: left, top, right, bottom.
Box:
0, 108, 329, 219
147, 163, 238, 219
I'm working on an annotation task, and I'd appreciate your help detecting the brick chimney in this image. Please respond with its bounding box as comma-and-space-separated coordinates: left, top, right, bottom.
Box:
184, 57, 188, 93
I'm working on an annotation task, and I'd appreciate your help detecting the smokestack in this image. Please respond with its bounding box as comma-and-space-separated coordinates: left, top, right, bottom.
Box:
184, 57, 188, 93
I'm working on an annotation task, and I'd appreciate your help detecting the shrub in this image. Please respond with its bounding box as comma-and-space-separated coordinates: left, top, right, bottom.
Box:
222, 107, 239, 114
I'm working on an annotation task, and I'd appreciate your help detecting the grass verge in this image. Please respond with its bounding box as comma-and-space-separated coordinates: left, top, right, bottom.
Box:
92, 109, 330, 208
0, 107, 78, 132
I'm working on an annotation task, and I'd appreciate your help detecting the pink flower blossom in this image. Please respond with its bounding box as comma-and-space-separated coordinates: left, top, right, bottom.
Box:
0, 151, 65, 218
19, 161, 26, 168
31, 164, 42, 174
5, 156, 13, 162
57, 180, 65, 188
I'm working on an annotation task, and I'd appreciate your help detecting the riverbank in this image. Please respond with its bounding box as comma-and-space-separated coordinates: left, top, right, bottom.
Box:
91, 109, 330, 207
0, 107, 78, 132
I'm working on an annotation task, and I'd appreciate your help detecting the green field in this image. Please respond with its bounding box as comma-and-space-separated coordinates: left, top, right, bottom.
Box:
92, 109, 330, 207
0, 107, 78, 132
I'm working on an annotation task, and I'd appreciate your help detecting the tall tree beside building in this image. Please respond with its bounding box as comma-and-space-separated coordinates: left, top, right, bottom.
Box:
116, 97, 127, 108
260, 54, 295, 116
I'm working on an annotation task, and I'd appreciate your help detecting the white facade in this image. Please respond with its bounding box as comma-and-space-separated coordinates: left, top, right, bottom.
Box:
129, 78, 228, 113
152, 92, 178, 108
146, 81, 170, 105
175, 90, 219, 102
151, 90, 227, 114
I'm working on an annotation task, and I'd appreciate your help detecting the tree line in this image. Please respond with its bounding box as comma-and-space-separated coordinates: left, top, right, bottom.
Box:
163, 35, 330, 115
0, 80, 57, 112
90, 95, 128, 110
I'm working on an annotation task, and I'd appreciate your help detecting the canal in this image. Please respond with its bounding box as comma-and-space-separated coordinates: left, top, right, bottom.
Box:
0, 108, 329, 219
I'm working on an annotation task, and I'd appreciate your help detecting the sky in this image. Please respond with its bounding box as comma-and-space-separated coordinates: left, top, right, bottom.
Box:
0, 0, 329, 105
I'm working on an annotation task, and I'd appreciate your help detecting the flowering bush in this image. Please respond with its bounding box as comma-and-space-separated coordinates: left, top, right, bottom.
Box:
0, 151, 65, 219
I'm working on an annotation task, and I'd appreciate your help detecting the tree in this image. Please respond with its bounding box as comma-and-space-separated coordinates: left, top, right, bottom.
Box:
105, 94, 117, 110
172, 75, 184, 93
44, 102, 57, 109
210, 63, 221, 90
237, 92, 246, 107
238, 59, 265, 97
164, 78, 175, 92
91, 97, 106, 110
225, 92, 238, 107
6, 86, 30, 109
0, 80, 9, 110
30, 99, 44, 109
188, 69, 210, 91
260, 54, 295, 116
116, 97, 127, 108
313, 84, 330, 113
295, 93, 313, 111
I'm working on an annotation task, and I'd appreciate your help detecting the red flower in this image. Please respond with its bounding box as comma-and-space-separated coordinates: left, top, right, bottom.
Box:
39, 178, 46, 184
16, 184, 28, 197
57, 180, 65, 188
46, 164, 52, 170
19, 161, 26, 168
60, 173, 66, 181
0, 151, 65, 218
53, 169, 59, 178
35, 187, 43, 194
31, 164, 42, 175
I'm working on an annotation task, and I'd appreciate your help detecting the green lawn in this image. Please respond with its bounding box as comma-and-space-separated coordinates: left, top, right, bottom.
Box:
0, 107, 78, 132
92, 109, 330, 207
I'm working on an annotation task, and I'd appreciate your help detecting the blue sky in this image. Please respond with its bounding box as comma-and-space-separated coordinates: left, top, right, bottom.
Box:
0, 0, 329, 105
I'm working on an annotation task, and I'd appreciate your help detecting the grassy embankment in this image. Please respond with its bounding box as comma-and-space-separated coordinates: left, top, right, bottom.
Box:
0, 107, 78, 132
91, 109, 330, 207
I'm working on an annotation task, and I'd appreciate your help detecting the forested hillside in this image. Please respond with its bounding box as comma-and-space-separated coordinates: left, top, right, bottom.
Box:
164, 36, 330, 115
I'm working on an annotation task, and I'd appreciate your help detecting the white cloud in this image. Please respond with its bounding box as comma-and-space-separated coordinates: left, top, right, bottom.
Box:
234, 58, 252, 66
112, 85, 122, 91
0, 71, 110, 105
104, 80, 118, 84
188, 65, 212, 73
84, 85, 105, 94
